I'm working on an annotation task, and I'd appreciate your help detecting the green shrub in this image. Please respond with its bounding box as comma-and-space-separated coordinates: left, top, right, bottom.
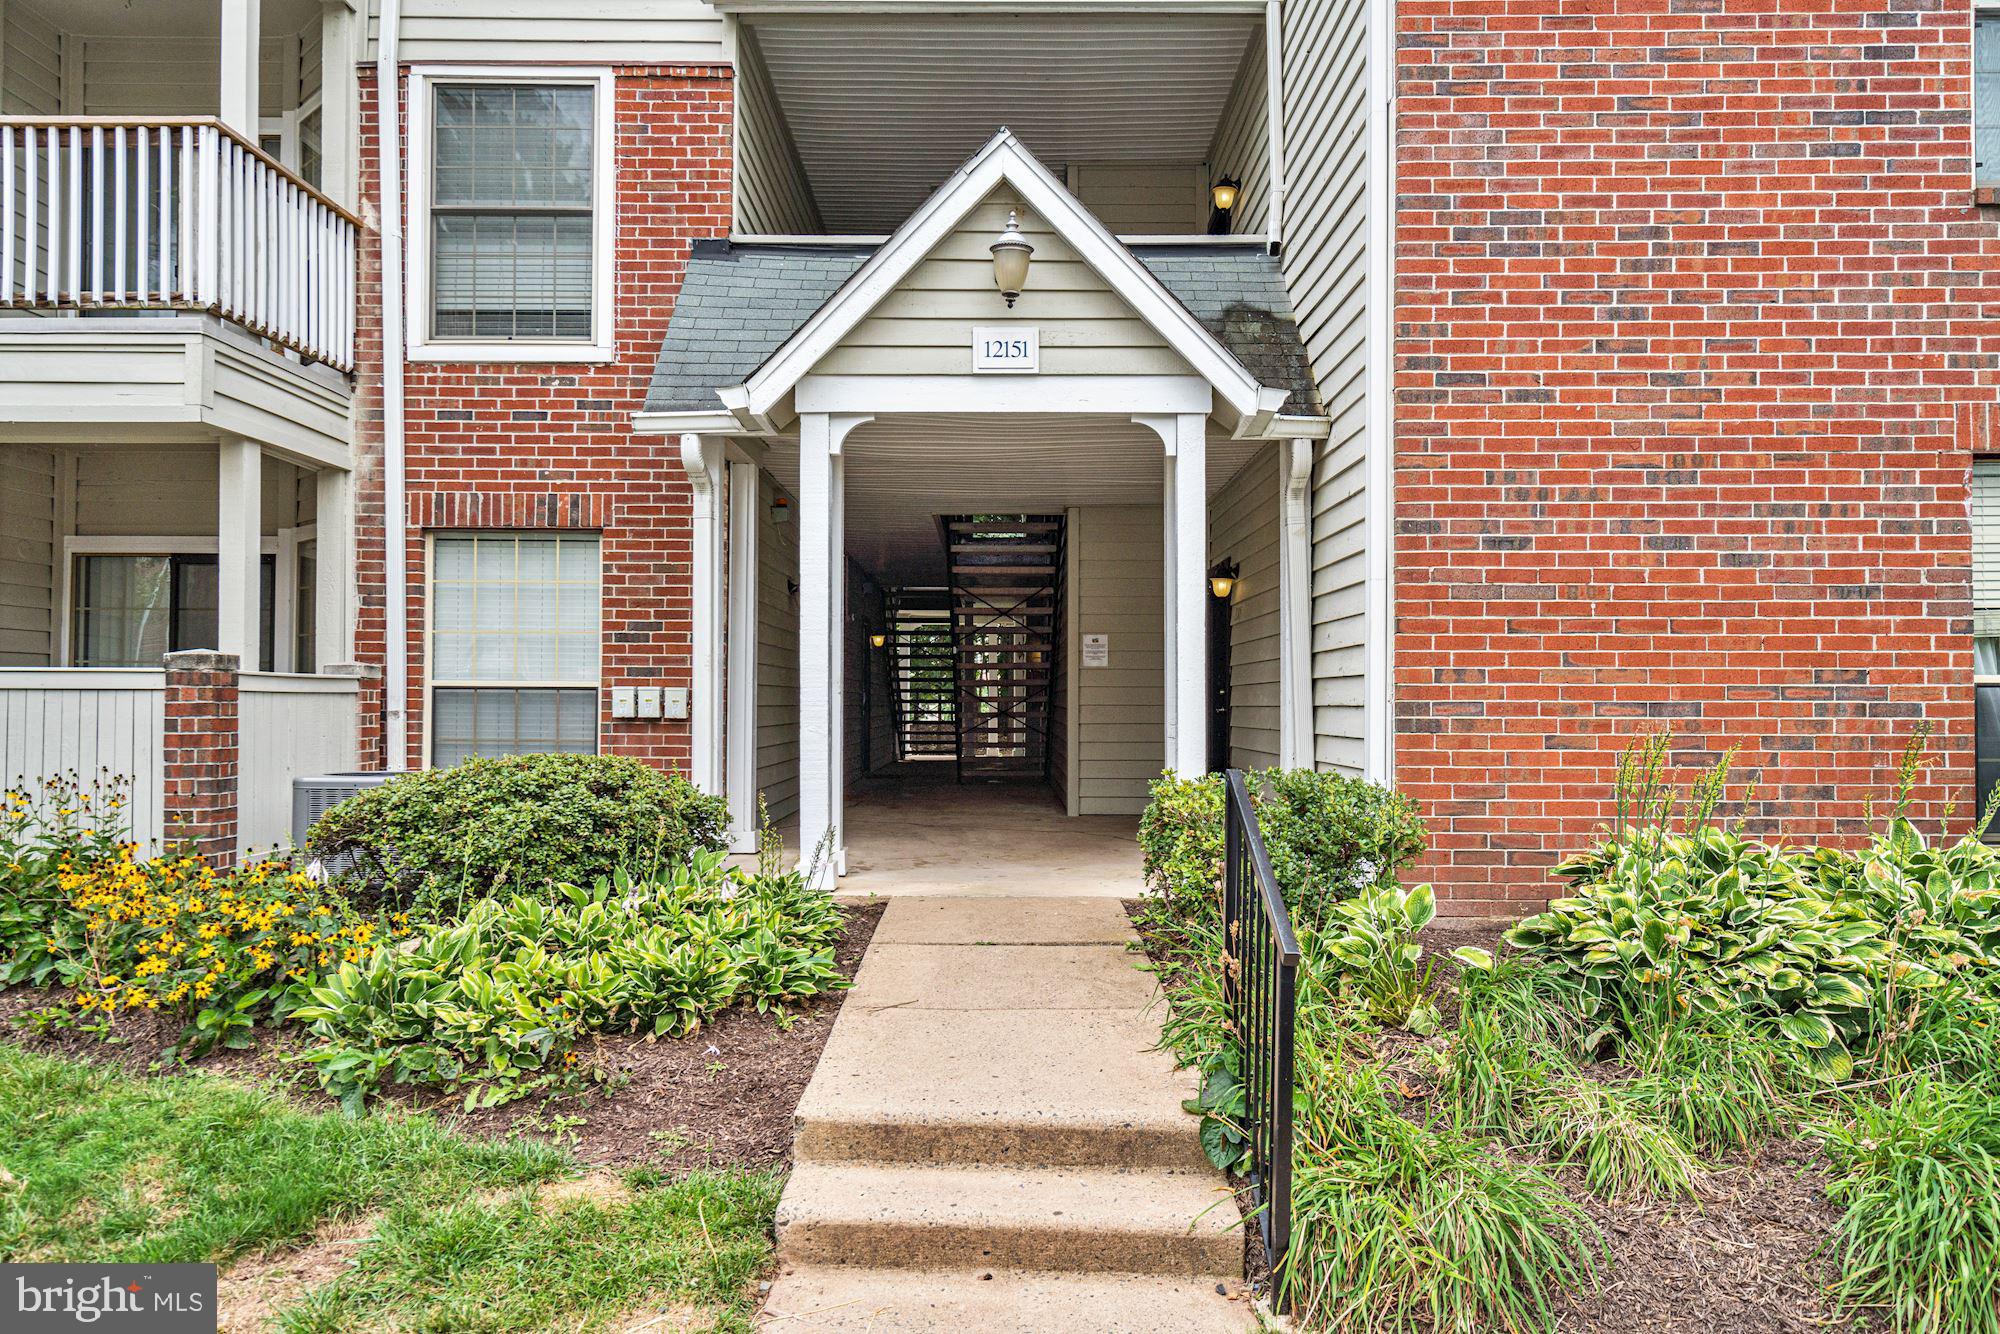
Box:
291, 851, 846, 1112
1136, 768, 1427, 938
305, 754, 728, 917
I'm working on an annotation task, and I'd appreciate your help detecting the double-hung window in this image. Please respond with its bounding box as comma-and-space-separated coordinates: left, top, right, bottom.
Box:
1977, 462, 2000, 824
1982, 10, 2000, 189
409, 68, 616, 361
429, 533, 601, 766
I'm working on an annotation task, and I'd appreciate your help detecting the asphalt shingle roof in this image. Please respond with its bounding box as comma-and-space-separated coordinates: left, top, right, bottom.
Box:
645, 239, 1321, 417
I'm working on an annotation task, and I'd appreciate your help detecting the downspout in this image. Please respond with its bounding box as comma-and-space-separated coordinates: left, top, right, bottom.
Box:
1363, 0, 1396, 785
1281, 437, 1314, 769
1264, 0, 1286, 251
376, 0, 408, 769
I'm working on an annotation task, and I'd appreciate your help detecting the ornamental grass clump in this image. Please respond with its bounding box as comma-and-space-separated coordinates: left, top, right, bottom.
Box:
292, 850, 847, 1113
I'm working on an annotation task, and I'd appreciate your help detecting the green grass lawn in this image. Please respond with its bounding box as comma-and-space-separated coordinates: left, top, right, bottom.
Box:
0, 1045, 780, 1332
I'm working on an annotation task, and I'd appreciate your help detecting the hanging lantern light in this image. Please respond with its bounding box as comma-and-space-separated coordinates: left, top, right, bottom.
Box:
990, 210, 1034, 308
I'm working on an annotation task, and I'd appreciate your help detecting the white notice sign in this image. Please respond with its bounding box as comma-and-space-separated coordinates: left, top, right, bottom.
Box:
1082, 634, 1109, 668
972, 326, 1039, 373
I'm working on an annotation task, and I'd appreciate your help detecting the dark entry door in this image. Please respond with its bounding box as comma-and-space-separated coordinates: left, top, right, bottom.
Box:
1207, 580, 1231, 772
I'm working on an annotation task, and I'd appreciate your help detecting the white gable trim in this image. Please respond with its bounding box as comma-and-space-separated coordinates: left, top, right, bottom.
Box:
738, 130, 1271, 422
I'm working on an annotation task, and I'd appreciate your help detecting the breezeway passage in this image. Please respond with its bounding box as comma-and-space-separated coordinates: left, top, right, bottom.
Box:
759, 896, 1252, 1331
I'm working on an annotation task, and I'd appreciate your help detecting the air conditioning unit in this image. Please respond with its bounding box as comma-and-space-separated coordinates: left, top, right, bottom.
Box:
292, 772, 399, 849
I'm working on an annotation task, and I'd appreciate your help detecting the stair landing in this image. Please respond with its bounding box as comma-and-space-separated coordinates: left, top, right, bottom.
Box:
761, 896, 1253, 1331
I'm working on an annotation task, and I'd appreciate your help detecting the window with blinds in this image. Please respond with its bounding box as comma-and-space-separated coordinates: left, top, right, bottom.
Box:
1982, 13, 2000, 187
430, 83, 597, 341
430, 533, 601, 765
1976, 459, 2000, 675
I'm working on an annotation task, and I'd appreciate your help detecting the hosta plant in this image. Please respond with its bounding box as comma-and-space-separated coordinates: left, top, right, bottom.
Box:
1322, 882, 1440, 1033
292, 852, 848, 1112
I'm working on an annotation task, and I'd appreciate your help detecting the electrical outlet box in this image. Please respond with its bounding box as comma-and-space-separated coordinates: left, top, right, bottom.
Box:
636, 687, 663, 720
662, 687, 690, 720
610, 687, 637, 719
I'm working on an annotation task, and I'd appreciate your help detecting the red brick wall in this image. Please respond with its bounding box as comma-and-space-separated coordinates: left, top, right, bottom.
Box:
1395, 0, 1990, 917
352, 66, 734, 773
162, 651, 240, 862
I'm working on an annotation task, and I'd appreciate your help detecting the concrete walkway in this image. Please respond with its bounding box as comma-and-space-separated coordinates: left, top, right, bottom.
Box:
760, 897, 1251, 1332
840, 769, 1143, 897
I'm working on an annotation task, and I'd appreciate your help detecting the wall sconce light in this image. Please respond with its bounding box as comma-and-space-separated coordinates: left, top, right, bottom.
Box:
1207, 176, 1241, 236
771, 495, 792, 524
870, 631, 888, 648
1210, 559, 1240, 600
990, 209, 1034, 307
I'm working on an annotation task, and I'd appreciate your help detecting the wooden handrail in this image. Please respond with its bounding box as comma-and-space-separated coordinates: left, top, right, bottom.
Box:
0, 115, 363, 227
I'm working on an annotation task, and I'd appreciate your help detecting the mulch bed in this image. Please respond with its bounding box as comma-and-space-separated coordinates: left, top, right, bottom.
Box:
0, 901, 884, 1174
1126, 904, 1873, 1332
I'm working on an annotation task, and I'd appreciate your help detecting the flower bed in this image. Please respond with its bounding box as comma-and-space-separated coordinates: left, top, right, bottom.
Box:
1141, 735, 2000, 1334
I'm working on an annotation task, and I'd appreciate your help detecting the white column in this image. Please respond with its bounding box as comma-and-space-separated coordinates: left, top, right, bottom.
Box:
798, 414, 838, 889
829, 448, 847, 876
1278, 438, 1315, 770
219, 0, 262, 139
216, 438, 263, 664
315, 466, 354, 667
318, 1, 362, 208
1168, 413, 1208, 774
680, 434, 726, 796
726, 459, 761, 853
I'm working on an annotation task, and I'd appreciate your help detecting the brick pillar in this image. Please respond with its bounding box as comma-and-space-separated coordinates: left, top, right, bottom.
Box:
163, 650, 241, 862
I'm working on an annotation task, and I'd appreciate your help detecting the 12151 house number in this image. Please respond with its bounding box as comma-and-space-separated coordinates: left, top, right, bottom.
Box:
972, 326, 1039, 373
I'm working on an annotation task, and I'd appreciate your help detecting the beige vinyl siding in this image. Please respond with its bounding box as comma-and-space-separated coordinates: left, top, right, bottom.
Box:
734, 28, 821, 235
1310, 431, 1367, 772
2, 1, 63, 113
366, 0, 726, 64
1071, 504, 1163, 815
813, 187, 1195, 379
77, 34, 308, 117
1206, 30, 1270, 237
1281, 0, 1372, 776
69, 447, 304, 539
757, 469, 801, 826
1210, 444, 1281, 769
1070, 163, 1202, 234
0, 445, 58, 664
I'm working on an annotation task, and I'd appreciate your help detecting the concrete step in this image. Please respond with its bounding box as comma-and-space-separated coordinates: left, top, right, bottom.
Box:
774, 1162, 1242, 1276
758, 1265, 1254, 1332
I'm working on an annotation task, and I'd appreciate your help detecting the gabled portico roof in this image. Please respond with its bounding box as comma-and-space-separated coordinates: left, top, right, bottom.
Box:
639, 131, 1321, 436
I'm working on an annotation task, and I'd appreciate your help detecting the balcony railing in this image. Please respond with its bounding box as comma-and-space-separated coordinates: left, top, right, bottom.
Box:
1, 118, 356, 373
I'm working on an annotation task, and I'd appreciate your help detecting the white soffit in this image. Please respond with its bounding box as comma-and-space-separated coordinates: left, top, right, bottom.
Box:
747, 13, 1261, 232
763, 414, 1262, 585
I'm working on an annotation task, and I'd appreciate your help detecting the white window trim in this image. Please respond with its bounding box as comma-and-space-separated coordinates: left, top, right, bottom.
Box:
404, 65, 619, 365
421, 531, 605, 769
58, 535, 284, 669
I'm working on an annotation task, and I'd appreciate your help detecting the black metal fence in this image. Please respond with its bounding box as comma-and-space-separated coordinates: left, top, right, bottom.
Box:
1221, 767, 1299, 1309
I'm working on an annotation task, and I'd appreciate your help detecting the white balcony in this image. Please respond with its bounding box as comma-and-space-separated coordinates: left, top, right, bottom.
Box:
2, 117, 356, 373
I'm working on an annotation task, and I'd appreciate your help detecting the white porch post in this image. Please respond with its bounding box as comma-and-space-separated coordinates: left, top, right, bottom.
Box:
218, 0, 262, 138
216, 438, 263, 664
1278, 438, 1315, 769
1169, 414, 1208, 774
680, 434, 726, 795
1140, 412, 1210, 775
318, 1, 362, 208
725, 459, 761, 853
798, 412, 869, 887
315, 466, 354, 667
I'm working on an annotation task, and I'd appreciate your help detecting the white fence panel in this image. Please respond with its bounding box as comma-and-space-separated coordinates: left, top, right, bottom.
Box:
237, 674, 360, 854
0, 669, 167, 848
